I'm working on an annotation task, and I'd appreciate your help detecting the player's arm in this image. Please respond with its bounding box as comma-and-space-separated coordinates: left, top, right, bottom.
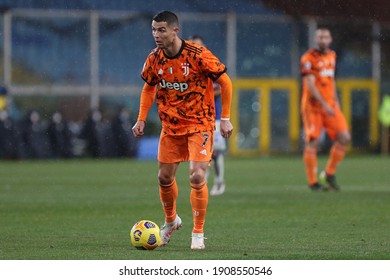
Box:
305, 74, 335, 116
215, 73, 233, 138
132, 83, 156, 137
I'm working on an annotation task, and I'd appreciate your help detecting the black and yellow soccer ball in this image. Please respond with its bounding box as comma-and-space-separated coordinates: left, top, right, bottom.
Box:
130, 220, 161, 250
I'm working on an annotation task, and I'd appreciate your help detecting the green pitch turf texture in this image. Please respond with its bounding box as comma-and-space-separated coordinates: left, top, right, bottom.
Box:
0, 156, 389, 260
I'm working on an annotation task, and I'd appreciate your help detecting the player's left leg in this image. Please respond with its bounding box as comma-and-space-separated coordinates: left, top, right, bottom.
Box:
188, 130, 213, 249
321, 130, 350, 190
327, 130, 350, 175
321, 108, 351, 190
189, 161, 209, 249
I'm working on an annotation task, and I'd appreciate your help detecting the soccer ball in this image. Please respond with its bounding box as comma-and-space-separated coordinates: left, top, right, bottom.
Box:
130, 220, 161, 250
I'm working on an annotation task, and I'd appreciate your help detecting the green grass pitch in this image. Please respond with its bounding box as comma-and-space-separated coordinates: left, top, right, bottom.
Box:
0, 156, 389, 260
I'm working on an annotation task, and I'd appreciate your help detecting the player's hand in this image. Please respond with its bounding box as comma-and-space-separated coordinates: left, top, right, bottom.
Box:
323, 103, 335, 116
220, 120, 233, 138
132, 120, 146, 137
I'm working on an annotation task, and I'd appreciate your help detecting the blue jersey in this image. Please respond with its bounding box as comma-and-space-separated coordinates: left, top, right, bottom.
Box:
213, 82, 222, 120
214, 94, 222, 120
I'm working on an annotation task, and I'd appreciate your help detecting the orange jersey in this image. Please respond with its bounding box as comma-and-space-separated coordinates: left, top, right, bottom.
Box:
141, 39, 226, 135
301, 48, 337, 110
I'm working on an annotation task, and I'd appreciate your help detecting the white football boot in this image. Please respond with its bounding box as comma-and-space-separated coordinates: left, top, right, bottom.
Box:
159, 215, 182, 246
191, 232, 205, 250
210, 182, 225, 196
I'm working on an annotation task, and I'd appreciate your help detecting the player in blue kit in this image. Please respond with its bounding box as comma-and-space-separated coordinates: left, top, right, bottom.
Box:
189, 35, 227, 196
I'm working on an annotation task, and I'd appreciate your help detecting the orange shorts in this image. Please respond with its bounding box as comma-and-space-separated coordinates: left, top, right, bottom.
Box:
302, 105, 349, 142
158, 130, 214, 163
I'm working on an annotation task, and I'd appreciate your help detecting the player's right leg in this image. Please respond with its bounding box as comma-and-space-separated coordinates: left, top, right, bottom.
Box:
304, 140, 326, 191
302, 110, 326, 191
158, 162, 182, 246
157, 132, 188, 246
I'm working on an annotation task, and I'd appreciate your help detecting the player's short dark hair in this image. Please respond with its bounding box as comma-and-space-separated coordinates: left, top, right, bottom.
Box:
153, 11, 179, 27
189, 35, 204, 42
316, 26, 331, 33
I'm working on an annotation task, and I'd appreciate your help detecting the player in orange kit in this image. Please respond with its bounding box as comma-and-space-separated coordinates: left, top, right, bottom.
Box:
301, 27, 351, 191
132, 11, 233, 249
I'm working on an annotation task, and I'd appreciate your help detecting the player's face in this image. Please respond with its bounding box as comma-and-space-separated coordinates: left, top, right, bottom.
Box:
152, 21, 178, 50
315, 29, 332, 52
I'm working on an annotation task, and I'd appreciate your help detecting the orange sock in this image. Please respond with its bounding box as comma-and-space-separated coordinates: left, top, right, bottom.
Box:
325, 142, 347, 175
303, 146, 318, 185
159, 179, 178, 223
190, 181, 208, 234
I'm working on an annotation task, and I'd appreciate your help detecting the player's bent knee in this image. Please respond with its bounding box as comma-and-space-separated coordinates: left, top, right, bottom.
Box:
158, 173, 175, 186
337, 131, 351, 146
341, 136, 351, 146
189, 171, 206, 186
305, 139, 319, 149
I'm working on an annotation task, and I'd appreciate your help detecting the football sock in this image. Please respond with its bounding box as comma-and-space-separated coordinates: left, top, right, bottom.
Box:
214, 152, 224, 185
205, 166, 210, 181
303, 146, 318, 185
159, 179, 178, 223
190, 181, 208, 234
325, 142, 347, 176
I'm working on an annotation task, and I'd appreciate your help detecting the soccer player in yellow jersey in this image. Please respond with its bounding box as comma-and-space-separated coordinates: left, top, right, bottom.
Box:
132, 11, 233, 249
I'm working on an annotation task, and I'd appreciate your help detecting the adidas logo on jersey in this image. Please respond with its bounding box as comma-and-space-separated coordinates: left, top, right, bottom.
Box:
160, 79, 189, 93
200, 149, 207, 156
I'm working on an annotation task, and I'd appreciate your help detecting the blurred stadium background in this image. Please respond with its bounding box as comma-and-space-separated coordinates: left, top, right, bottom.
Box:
0, 0, 389, 159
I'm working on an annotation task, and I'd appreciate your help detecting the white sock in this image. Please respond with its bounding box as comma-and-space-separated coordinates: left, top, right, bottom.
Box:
214, 152, 224, 185
205, 165, 210, 182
